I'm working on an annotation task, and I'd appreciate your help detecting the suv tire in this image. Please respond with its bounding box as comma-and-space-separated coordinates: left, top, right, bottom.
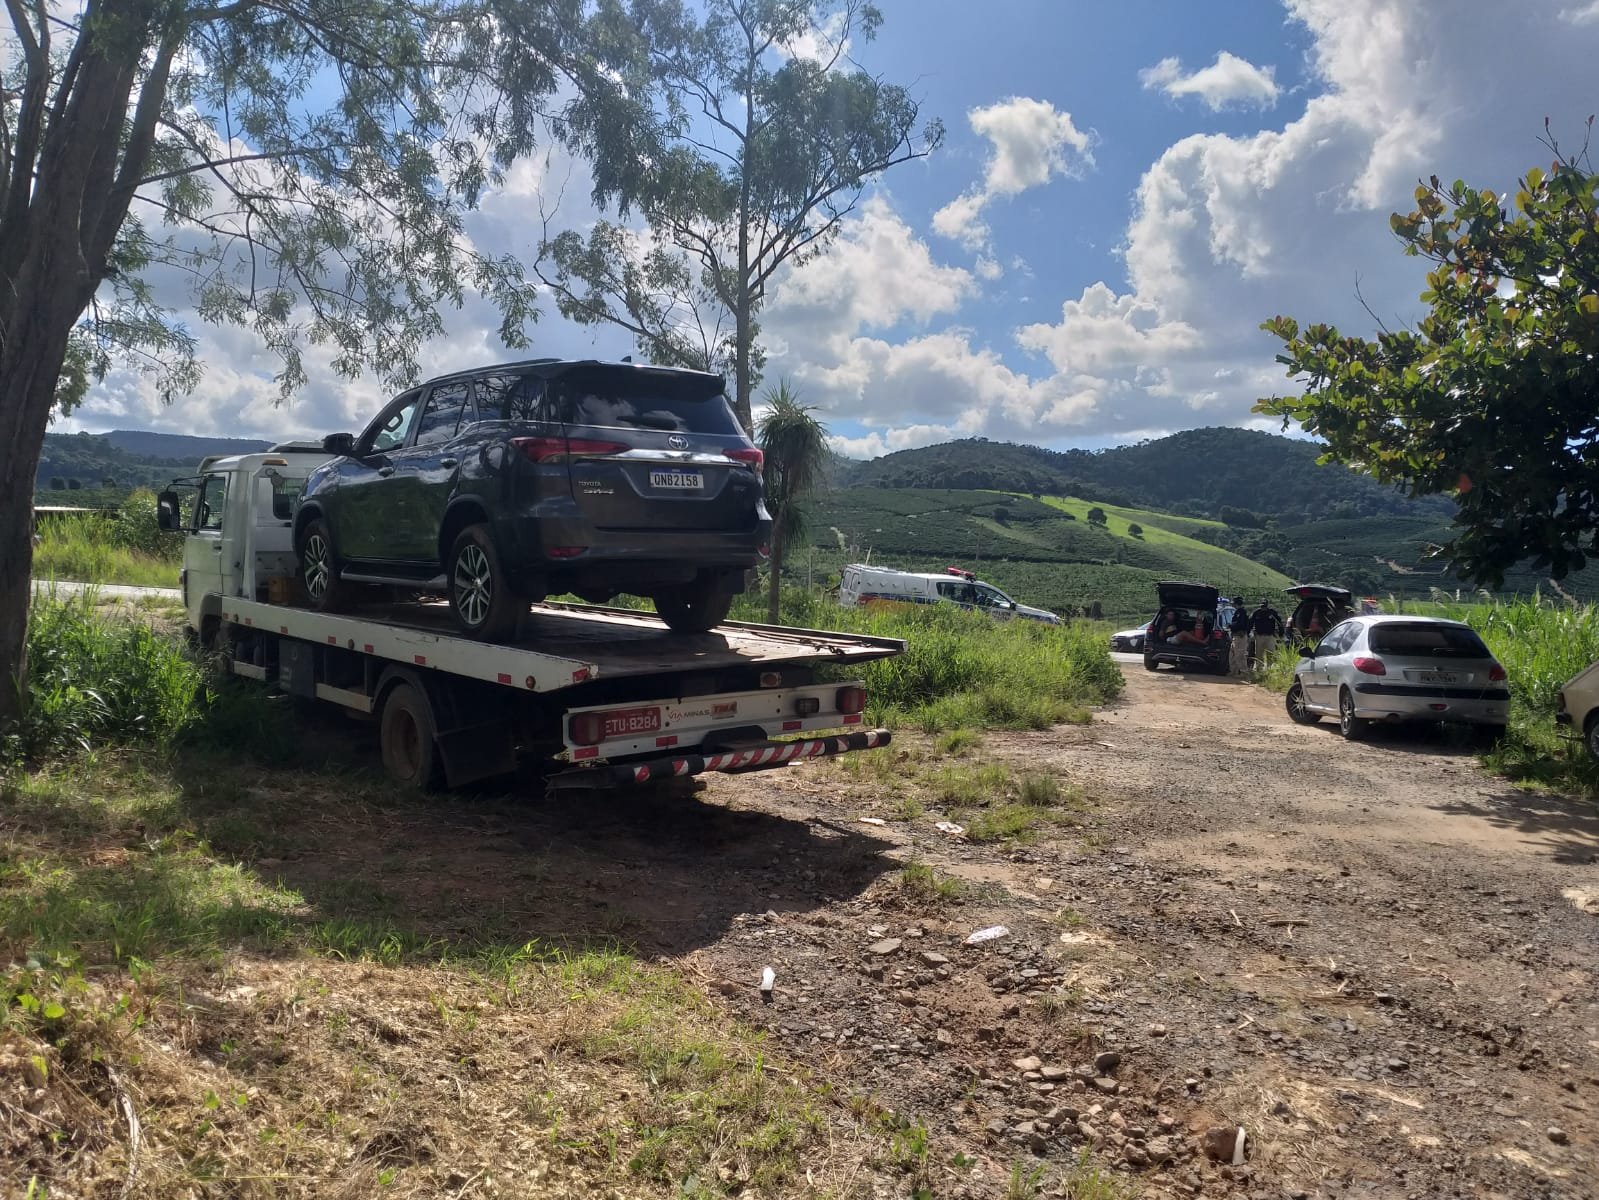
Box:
1142, 653, 1158, 672
654, 575, 734, 633
448, 524, 525, 641
1285, 681, 1319, 725
1338, 687, 1367, 740
300, 517, 352, 613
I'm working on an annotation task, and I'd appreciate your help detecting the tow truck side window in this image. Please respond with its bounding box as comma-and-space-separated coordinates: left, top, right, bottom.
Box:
193, 473, 227, 532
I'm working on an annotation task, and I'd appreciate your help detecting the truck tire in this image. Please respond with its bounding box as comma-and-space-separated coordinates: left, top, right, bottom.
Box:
379, 681, 442, 789
447, 524, 525, 641
299, 517, 352, 612
653, 575, 734, 633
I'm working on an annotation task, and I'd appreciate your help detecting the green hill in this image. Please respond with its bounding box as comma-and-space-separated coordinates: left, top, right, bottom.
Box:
835, 427, 1453, 522
797, 487, 1290, 620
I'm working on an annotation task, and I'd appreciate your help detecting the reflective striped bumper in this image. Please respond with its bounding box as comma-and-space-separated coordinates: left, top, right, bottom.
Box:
547, 728, 892, 791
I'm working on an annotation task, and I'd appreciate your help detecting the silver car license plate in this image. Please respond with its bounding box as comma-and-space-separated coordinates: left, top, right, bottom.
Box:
1412, 670, 1459, 684
650, 469, 703, 490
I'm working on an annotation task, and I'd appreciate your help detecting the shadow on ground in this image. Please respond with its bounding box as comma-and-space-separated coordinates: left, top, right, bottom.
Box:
1431, 788, 1599, 864
166, 726, 897, 961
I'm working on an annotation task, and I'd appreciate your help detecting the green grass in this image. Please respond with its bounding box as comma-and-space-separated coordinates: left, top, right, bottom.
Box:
31, 491, 182, 588
733, 587, 1124, 732
898, 859, 966, 903
7, 594, 206, 762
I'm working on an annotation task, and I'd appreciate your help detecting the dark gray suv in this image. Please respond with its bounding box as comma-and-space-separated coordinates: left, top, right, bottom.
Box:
294, 359, 772, 639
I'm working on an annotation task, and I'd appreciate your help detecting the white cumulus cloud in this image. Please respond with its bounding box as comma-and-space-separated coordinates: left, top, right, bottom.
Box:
932, 97, 1094, 251
1139, 51, 1281, 111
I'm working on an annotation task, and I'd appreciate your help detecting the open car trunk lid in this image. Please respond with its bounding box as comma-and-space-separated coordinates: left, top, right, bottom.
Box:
1156, 580, 1219, 609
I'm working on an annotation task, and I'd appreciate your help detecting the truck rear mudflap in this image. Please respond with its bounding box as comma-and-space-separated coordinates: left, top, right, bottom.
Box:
546, 728, 891, 792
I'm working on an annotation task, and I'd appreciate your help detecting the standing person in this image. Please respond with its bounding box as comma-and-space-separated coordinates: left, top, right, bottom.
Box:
1249, 597, 1284, 668
1228, 596, 1250, 675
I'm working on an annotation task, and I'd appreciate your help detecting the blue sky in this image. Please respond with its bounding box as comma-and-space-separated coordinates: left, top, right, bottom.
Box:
61, 0, 1599, 458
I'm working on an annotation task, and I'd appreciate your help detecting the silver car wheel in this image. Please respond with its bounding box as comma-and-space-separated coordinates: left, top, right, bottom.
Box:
1339, 688, 1364, 740
304, 533, 330, 600
454, 542, 492, 628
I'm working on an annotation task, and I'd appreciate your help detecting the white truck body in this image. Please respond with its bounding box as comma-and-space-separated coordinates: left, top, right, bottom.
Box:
837, 563, 1060, 625
163, 453, 899, 790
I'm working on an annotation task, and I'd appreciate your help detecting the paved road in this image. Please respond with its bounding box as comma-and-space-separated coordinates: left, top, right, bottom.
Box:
31, 579, 181, 602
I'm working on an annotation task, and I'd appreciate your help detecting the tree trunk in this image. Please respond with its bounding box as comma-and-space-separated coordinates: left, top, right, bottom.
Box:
0, 19, 151, 732
766, 519, 784, 623
0, 350, 66, 732
734, 300, 753, 434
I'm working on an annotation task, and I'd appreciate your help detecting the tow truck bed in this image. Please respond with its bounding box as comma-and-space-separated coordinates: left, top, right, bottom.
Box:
221, 597, 901, 694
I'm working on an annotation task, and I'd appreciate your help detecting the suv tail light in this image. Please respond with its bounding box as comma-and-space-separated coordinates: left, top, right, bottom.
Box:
1489, 663, 1506, 682
835, 685, 867, 715
724, 446, 765, 471
1352, 656, 1387, 676
513, 436, 630, 463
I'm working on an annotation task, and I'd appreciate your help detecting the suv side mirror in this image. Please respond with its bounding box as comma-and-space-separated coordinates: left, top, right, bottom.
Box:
156, 489, 183, 532
322, 431, 356, 457
1298, 645, 1316, 658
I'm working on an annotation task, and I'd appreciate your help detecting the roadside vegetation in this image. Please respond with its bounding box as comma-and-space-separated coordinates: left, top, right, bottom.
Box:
732, 588, 1123, 732
31, 490, 182, 590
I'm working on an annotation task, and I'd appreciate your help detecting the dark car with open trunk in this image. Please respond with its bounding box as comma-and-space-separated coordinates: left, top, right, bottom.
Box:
1143, 580, 1230, 674
294, 358, 772, 639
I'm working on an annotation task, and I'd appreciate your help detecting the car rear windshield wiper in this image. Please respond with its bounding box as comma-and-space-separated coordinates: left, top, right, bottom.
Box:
617, 414, 680, 430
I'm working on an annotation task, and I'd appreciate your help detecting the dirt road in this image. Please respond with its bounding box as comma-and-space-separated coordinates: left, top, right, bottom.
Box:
86, 656, 1595, 1197
673, 658, 1599, 1197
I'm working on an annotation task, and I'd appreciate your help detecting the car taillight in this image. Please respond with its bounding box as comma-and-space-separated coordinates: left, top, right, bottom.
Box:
569, 712, 605, 746
1489, 663, 1506, 682
724, 446, 764, 471
512, 436, 630, 463
1352, 656, 1387, 676
835, 685, 867, 714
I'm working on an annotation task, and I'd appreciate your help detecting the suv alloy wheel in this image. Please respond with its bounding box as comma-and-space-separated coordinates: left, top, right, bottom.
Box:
448, 524, 526, 641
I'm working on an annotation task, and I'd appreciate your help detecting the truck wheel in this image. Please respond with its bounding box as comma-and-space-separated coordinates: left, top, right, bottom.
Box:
379, 682, 442, 789
653, 575, 734, 633
448, 524, 525, 641
299, 518, 352, 612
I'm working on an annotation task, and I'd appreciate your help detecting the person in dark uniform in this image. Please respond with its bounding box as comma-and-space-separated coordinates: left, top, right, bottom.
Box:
1249, 597, 1284, 667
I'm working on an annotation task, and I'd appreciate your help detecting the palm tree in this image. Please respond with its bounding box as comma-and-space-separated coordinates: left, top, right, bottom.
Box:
756, 380, 829, 623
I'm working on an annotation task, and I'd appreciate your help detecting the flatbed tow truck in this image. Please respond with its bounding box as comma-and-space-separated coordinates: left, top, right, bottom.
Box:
160, 450, 901, 791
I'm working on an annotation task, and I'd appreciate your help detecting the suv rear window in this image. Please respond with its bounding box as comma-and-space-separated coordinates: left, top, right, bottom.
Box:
558, 370, 741, 434
1369, 623, 1490, 658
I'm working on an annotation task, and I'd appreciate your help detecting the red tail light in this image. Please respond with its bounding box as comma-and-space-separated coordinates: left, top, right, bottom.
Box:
1489, 663, 1506, 682
835, 685, 867, 715
569, 712, 605, 746
1352, 656, 1387, 676
512, 436, 630, 462
757, 543, 771, 559
724, 446, 765, 471
546, 546, 586, 558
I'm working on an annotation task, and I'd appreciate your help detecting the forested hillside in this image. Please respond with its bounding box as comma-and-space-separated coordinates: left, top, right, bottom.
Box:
835, 428, 1454, 523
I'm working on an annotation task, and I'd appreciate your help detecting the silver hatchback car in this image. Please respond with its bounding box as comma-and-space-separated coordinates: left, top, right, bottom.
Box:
1285, 615, 1508, 740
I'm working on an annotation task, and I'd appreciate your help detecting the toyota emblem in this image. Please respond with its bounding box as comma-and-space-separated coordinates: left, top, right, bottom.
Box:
667, 434, 689, 450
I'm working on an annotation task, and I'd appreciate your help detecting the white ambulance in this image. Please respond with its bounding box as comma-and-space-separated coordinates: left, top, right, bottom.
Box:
838, 564, 1061, 624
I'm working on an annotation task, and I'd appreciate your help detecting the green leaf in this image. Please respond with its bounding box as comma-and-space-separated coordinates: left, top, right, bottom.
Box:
1579, 295, 1599, 317
41, 1002, 66, 1021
